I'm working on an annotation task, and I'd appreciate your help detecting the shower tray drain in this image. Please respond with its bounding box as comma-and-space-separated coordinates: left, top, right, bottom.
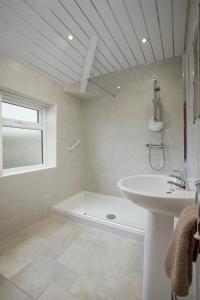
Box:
106, 213, 116, 220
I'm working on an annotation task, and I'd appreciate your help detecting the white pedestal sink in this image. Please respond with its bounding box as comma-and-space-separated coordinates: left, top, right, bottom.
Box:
117, 174, 195, 300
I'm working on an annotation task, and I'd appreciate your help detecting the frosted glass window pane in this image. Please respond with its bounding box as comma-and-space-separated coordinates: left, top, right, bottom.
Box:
2, 102, 38, 123
3, 127, 43, 169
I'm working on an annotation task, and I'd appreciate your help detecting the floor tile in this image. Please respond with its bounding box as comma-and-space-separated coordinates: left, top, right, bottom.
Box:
0, 215, 143, 300
0, 235, 50, 279
58, 232, 105, 274
11, 265, 52, 299
127, 249, 144, 272
44, 221, 85, 259
25, 215, 67, 240
0, 230, 32, 255
30, 254, 80, 290
70, 273, 97, 298
92, 274, 123, 300
38, 283, 78, 300
88, 237, 139, 278
117, 270, 143, 300
0, 274, 6, 284
0, 279, 31, 300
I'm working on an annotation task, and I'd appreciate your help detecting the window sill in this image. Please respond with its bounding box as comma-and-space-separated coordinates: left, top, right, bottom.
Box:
0, 164, 56, 177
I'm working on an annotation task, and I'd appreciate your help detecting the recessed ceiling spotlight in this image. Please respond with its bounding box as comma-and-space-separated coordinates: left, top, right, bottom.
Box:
117, 86, 121, 89
67, 34, 74, 41
141, 37, 147, 44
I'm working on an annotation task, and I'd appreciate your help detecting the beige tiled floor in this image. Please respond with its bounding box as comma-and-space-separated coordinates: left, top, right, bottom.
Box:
0, 215, 143, 300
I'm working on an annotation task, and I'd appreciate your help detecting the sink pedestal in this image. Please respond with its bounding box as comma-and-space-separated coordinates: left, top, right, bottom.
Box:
143, 211, 174, 300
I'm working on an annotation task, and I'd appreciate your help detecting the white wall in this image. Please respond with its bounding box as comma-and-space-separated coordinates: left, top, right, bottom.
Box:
83, 56, 184, 195
184, 1, 200, 299
185, 0, 199, 180
0, 54, 84, 240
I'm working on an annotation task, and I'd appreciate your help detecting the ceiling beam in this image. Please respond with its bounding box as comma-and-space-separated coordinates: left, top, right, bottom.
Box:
80, 36, 98, 93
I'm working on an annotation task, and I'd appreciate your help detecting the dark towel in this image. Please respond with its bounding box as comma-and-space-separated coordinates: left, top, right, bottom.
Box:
165, 205, 200, 297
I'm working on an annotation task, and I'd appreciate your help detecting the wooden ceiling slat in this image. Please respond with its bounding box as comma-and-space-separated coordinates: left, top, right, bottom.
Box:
124, 0, 155, 63
140, 0, 164, 61
0, 0, 188, 85
173, 0, 188, 56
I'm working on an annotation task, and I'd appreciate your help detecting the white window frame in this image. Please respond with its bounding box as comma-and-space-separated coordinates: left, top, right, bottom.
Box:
1, 93, 47, 172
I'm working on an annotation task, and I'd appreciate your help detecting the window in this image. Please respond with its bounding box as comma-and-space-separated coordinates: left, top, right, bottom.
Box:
1, 93, 46, 170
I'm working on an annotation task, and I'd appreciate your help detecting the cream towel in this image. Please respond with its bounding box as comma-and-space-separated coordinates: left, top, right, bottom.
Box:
165, 205, 200, 297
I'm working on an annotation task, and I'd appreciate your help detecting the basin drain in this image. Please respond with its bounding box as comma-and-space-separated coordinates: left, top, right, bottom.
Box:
106, 214, 116, 220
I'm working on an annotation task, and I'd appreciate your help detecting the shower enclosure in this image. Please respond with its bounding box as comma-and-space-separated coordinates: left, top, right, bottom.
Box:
52, 58, 184, 241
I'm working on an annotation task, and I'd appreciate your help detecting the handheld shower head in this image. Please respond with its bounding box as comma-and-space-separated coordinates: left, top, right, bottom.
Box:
148, 78, 164, 131
148, 116, 163, 131
153, 77, 160, 92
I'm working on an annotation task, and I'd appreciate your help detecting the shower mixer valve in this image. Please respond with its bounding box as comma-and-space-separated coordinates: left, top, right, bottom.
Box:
145, 143, 165, 148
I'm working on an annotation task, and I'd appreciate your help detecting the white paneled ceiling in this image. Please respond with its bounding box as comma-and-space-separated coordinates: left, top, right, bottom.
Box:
0, 0, 188, 85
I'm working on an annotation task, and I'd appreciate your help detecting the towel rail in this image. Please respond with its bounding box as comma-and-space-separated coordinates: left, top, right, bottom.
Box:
67, 139, 81, 151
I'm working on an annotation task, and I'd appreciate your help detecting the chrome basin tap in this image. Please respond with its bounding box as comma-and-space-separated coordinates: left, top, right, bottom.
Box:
167, 170, 188, 190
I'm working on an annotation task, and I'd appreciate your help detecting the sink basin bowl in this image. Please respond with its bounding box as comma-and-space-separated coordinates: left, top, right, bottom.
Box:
117, 174, 195, 217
